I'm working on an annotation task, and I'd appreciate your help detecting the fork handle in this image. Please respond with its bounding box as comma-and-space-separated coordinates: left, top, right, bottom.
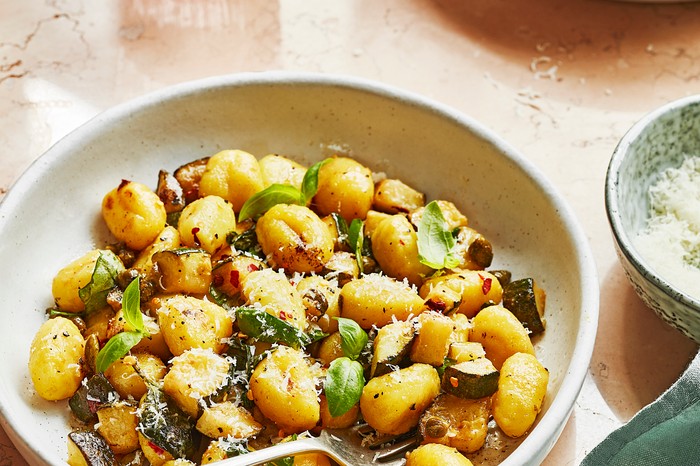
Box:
212, 437, 348, 466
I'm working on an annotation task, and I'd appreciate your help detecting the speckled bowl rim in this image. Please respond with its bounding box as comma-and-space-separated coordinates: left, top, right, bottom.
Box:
0, 71, 599, 466
606, 94, 700, 312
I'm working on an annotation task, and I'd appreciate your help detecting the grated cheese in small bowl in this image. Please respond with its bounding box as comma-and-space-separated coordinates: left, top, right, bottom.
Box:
634, 156, 700, 298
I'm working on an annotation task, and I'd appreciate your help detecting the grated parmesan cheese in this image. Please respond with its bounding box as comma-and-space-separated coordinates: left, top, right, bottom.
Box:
634, 155, 700, 298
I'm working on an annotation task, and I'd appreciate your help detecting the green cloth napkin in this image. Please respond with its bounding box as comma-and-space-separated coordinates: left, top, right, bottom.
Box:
581, 351, 700, 466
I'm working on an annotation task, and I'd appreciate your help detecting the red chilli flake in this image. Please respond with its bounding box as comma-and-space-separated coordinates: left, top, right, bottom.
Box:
191, 227, 201, 246
148, 441, 166, 456
229, 270, 240, 289
481, 276, 492, 295
247, 264, 259, 272
279, 310, 289, 321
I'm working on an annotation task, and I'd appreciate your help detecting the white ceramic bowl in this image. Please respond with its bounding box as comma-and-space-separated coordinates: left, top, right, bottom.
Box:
0, 72, 598, 465
607, 94, 700, 344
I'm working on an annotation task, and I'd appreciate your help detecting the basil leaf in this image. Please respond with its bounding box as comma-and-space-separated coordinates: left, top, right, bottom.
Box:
238, 184, 303, 222
336, 317, 368, 361
348, 219, 364, 274
300, 159, 329, 204
227, 227, 264, 259
417, 201, 461, 270
325, 357, 365, 417
95, 331, 143, 373
78, 250, 125, 314
121, 277, 145, 334
235, 307, 311, 348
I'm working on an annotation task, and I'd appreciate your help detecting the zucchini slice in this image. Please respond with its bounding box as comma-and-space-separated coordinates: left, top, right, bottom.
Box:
441, 358, 499, 399
67, 430, 118, 466
153, 248, 212, 295
502, 278, 546, 335
69, 373, 119, 423
419, 393, 491, 453
173, 156, 209, 204
370, 320, 415, 377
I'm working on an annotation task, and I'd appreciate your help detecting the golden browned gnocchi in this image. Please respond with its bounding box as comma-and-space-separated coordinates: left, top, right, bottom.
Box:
29, 317, 85, 401
102, 180, 167, 250
198, 149, 264, 212
30, 150, 551, 465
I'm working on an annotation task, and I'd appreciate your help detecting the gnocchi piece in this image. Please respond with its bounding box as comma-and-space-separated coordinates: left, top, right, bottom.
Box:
240, 268, 306, 330
196, 401, 262, 439
409, 200, 468, 231
259, 153, 307, 189
405, 443, 474, 466
314, 157, 374, 223
178, 195, 237, 255
316, 332, 345, 367
360, 364, 440, 435
163, 348, 232, 418
371, 214, 432, 286
199, 149, 264, 212
420, 270, 503, 318
28, 317, 85, 401
101, 180, 167, 250
256, 204, 334, 274
104, 352, 167, 400
321, 251, 359, 288
154, 295, 233, 356
492, 352, 549, 438
373, 178, 425, 214
51, 249, 103, 312
211, 254, 265, 297
249, 346, 320, 434
293, 453, 332, 466
339, 273, 425, 329
363, 209, 393, 237
96, 401, 140, 454
470, 305, 535, 370
319, 395, 359, 429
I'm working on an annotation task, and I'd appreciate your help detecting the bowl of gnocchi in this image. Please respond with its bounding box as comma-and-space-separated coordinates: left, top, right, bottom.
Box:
0, 72, 598, 466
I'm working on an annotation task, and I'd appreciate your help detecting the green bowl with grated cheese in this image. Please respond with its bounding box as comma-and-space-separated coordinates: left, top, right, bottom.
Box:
606, 94, 700, 343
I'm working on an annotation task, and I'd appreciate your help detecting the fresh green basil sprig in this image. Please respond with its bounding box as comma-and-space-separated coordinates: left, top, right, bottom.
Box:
95, 277, 149, 373
417, 200, 460, 270
79, 250, 125, 314
238, 159, 329, 221
235, 307, 325, 349
324, 317, 368, 417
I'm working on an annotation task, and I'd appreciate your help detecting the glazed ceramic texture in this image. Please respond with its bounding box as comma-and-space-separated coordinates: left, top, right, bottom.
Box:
607, 94, 700, 343
0, 72, 598, 466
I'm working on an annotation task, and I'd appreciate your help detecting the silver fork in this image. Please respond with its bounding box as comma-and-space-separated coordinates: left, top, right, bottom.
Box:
214, 423, 420, 466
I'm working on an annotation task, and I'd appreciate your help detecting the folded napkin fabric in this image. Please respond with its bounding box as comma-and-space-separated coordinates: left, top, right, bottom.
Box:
581, 350, 700, 466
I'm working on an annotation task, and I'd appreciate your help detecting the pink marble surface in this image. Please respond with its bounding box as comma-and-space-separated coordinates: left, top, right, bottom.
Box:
2, 0, 699, 464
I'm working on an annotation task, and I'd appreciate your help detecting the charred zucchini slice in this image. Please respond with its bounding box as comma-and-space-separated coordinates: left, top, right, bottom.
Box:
174, 157, 209, 204
502, 277, 546, 335
370, 320, 415, 377
138, 385, 196, 460
441, 358, 499, 399
67, 430, 118, 466
69, 373, 119, 423
156, 170, 186, 214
